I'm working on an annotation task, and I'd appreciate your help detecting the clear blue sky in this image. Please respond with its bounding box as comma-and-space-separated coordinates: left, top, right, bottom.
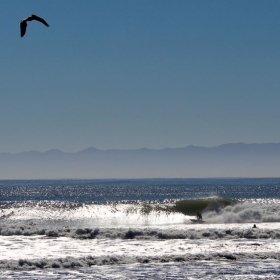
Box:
1, 0, 280, 153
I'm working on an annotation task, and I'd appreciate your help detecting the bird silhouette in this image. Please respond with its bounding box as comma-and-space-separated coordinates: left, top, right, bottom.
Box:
20, 14, 49, 37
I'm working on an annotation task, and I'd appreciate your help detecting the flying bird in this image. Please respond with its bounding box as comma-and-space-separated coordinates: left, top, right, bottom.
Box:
20, 14, 49, 37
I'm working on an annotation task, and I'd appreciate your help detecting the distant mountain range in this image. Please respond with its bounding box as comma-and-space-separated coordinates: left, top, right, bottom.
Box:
0, 142, 280, 179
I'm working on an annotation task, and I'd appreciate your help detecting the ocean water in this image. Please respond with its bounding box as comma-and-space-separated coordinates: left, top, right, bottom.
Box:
0, 178, 280, 279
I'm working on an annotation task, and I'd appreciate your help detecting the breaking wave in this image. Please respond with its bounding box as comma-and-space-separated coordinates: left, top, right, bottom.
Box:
1, 197, 280, 242
1, 252, 280, 271
1, 197, 280, 228
0, 223, 280, 240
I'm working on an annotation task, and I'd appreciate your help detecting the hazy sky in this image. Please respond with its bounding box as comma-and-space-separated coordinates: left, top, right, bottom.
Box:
1, 1, 280, 153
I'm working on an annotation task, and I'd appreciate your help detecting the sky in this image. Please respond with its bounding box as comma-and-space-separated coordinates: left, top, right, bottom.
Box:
1, 0, 280, 153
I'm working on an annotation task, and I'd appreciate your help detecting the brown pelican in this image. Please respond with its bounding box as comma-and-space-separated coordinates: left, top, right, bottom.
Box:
20, 14, 49, 37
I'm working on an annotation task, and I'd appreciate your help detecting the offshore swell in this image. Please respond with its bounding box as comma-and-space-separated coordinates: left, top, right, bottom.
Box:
0, 178, 280, 279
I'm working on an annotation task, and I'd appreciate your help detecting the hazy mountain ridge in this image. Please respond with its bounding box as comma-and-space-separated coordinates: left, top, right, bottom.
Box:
0, 143, 280, 179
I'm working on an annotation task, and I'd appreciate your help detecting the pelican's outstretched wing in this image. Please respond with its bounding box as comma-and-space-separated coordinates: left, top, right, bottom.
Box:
30, 14, 49, 27
20, 14, 49, 37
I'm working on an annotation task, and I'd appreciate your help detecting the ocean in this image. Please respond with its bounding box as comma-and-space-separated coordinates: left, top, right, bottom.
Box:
0, 178, 279, 279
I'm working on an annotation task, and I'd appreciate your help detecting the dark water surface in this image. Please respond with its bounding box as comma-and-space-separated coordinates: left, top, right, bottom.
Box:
0, 178, 279, 202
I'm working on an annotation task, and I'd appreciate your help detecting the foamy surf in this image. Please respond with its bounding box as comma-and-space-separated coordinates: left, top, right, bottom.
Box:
0, 178, 279, 279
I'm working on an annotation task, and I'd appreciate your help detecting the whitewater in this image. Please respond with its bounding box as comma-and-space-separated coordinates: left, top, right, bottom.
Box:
0, 178, 279, 279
